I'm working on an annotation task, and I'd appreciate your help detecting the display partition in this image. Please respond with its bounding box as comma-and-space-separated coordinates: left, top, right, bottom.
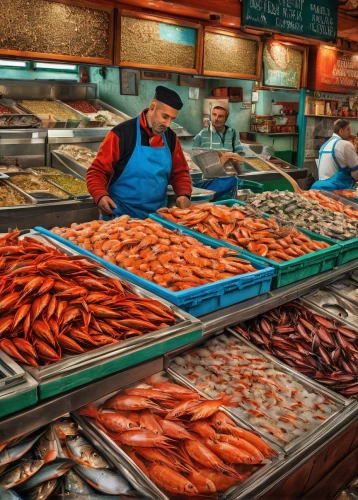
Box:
0, 0, 114, 65
116, 10, 203, 75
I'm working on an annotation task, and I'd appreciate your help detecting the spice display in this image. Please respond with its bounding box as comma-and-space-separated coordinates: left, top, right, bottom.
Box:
235, 302, 358, 396
0, 0, 110, 60
0, 184, 28, 207
121, 16, 196, 69
80, 373, 276, 497
204, 32, 257, 75
31, 167, 63, 176
0, 417, 136, 495
248, 191, 358, 240
52, 216, 258, 291
245, 158, 272, 171
57, 145, 97, 168
170, 333, 341, 446
65, 100, 98, 114
7, 174, 69, 199
0, 231, 176, 367
18, 101, 80, 120
158, 203, 330, 262
302, 190, 358, 220
0, 103, 14, 115
46, 174, 88, 196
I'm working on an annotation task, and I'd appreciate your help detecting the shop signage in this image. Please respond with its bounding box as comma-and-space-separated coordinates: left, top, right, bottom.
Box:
308, 47, 358, 92
262, 41, 303, 90
242, 0, 338, 42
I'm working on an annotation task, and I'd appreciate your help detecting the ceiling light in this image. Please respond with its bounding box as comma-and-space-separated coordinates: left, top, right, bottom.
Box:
34, 62, 77, 71
0, 59, 27, 67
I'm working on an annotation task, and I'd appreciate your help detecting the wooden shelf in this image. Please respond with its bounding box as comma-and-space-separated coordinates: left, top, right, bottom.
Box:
305, 114, 358, 120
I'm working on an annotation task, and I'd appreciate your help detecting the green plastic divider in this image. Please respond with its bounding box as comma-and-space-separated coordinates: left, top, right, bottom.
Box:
38, 328, 202, 400
0, 387, 38, 418
151, 200, 342, 289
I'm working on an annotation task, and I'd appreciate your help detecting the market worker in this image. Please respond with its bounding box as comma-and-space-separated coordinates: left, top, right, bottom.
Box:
192, 100, 244, 153
311, 119, 358, 192
86, 86, 192, 219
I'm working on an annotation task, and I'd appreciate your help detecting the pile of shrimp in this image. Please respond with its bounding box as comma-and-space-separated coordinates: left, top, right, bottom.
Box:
52, 216, 257, 291
80, 374, 276, 497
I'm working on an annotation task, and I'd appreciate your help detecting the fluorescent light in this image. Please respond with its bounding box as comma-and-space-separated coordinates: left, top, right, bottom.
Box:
34, 62, 77, 71
0, 59, 27, 67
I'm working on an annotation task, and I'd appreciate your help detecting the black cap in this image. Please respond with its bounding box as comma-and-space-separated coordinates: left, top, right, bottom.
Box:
154, 86, 183, 110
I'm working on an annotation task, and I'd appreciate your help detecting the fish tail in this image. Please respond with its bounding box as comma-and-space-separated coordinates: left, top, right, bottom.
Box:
78, 403, 99, 420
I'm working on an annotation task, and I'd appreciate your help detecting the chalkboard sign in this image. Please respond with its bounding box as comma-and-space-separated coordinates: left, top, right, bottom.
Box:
262, 41, 303, 89
242, 0, 338, 42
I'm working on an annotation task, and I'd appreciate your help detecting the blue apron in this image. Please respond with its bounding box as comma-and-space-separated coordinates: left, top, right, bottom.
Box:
195, 177, 238, 201
102, 116, 172, 220
311, 136, 355, 192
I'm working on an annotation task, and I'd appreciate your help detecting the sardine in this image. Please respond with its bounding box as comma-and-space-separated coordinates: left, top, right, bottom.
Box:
0, 486, 22, 499
0, 459, 44, 489
26, 478, 59, 499
74, 464, 136, 495
0, 431, 43, 466
66, 435, 110, 469
53, 418, 78, 440
36, 427, 58, 463
64, 469, 96, 495
17, 459, 73, 491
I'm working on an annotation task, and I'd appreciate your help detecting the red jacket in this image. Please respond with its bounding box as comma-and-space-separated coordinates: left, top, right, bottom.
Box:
86, 109, 192, 205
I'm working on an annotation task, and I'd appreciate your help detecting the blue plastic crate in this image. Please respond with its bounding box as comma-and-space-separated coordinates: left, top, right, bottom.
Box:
149, 201, 342, 289
35, 226, 274, 318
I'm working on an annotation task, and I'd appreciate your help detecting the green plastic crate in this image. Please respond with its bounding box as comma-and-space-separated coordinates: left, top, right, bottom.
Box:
151, 200, 341, 289
327, 237, 358, 266
237, 178, 264, 193
0, 374, 38, 418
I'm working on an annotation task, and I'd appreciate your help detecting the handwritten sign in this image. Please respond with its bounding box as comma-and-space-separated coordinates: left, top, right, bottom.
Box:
262, 41, 303, 89
242, 0, 338, 42
309, 47, 358, 92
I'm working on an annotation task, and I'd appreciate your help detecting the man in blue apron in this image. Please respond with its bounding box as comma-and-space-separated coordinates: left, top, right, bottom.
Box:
86, 86, 192, 219
311, 119, 358, 192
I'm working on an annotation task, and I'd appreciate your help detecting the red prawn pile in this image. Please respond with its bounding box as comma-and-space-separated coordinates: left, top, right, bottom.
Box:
0, 231, 175, 367
52, 216, 257, 291
80, 375, 276, 498
158, 203, 330, 262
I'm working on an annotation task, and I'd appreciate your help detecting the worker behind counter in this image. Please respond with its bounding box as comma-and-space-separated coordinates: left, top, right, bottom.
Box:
86, 86, 192, 220
192, 100, 244, 200
193, 100, 244, 154
311, 119, 358, 192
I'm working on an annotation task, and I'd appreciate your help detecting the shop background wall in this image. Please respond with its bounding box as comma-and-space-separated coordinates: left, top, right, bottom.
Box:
0, 68, 80, 81
255, 90, 300, 115
89, 67, 208, 135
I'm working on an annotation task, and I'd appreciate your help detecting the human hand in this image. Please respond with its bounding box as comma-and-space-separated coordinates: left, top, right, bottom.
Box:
176, 196, 191, 209
97, 195, 117, 216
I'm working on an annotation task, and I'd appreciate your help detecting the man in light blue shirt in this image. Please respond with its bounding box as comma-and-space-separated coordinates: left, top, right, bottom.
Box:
193, 101, 243, 153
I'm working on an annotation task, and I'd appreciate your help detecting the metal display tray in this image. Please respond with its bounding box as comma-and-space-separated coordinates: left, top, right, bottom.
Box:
30, 166, 90, 201
0, 371, 38, 418
3, 171, 73, 203
73, 369, 283, 500
51, 150, 88, 180
15, 99, 89, 128
17, 231, 201, 395
0, 114, 42, 129
88, 99, 132, 122
302, 287, 358, 330
166, 330, 349, 456
0, 350, 26, 391
0, 179, 38, 207
328, 278, 358, 307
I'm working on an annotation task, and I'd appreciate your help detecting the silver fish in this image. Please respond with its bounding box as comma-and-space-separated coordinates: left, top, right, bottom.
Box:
53, 418, 78, 441
323, 303, 349, 318
64, 469, 96, 495
26, 478, 59, 499
74, 464, 135, 495
0, 459, 44, 489
51, 494, 124, 499
0, 432, 43, 466
0, 486, 23, 499
17, 459, 72, 491
66, 435, 110, 469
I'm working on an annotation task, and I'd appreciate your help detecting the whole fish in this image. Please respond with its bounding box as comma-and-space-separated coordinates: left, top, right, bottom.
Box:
17, 459, 72, 491
66, 435, 110, 469
26, 478, 59, 499
74, 464, 136, 495
36, 427, 58, 463
0, 486, 22, 499
64, 469, 96, 495
0, 459, 44, 489
50, 494, 125, 499
0, 432, 43, 466
53, 418, 78, 441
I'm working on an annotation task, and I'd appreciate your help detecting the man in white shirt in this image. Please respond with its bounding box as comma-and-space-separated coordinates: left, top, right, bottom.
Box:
311, 119, 358, 191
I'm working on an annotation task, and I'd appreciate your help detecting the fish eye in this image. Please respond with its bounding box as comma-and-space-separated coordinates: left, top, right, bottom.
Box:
188, 484, 194, 489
